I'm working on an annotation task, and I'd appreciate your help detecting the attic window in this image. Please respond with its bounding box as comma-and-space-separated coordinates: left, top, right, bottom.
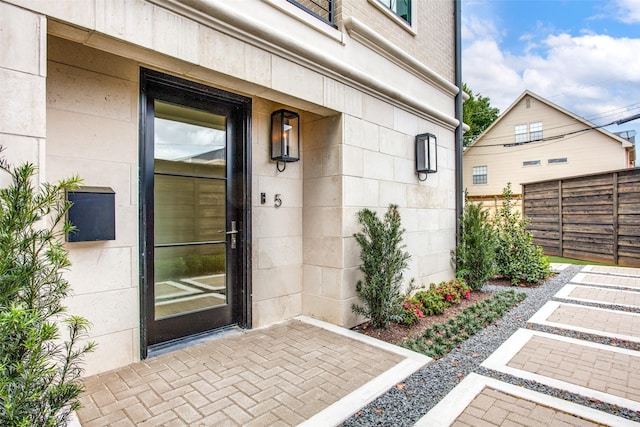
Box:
548, 157, 567, 164
515, 125, 527, 144
529, 122, 543, 141
514, 122, 543, 144
523, 160, 541, 167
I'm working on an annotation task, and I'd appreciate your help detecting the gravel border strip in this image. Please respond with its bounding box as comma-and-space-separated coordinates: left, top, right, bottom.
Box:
342, 265, 640, 426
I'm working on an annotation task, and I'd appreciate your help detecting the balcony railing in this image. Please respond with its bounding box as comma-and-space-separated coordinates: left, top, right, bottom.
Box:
287, 0, 335, 27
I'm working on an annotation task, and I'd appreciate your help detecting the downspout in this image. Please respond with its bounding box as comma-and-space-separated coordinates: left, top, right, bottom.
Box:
454, 0, 464, 246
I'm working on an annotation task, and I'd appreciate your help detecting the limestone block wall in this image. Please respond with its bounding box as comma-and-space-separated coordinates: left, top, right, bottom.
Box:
0, 2, 46, 188
302, 114, 349, 325
46, 36, 141, 375
302, 99, 456, 328
251, 99, 304, 327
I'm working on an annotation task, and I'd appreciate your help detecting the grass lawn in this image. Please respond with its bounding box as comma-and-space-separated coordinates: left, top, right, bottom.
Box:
545, 256, 615, 266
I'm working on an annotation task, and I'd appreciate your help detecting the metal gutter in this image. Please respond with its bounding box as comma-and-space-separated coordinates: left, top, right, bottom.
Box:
455, 0, 464, 245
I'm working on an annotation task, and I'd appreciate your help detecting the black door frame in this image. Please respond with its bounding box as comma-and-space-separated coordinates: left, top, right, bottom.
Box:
139, 68, 252, 358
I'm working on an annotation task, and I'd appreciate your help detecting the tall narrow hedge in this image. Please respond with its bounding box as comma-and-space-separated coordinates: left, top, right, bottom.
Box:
352, 204, 411, 328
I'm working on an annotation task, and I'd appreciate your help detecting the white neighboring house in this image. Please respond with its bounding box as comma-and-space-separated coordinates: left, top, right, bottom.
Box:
463, 90, 634, 210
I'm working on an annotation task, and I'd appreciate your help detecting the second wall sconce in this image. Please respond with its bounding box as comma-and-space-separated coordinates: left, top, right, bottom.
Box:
415, 132, 437, 181
271, 109, 300, 172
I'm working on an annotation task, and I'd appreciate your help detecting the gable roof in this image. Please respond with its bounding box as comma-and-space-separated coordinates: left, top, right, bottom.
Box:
464, 90, 633, 151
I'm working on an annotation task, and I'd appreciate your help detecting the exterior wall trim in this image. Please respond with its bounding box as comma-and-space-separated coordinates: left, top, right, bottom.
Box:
344, 17, 457, 96
150, 0, 459, 129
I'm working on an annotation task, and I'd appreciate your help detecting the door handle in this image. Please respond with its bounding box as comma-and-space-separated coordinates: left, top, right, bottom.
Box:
219, 220, 237, 249
218, 221, 238, 234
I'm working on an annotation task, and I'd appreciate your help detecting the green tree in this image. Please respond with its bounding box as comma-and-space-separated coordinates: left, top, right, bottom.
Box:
462, 83, 500, 147
0, 155, 95, 426
453, 192, 497, 290
352, 205, 412, 329
493, 183, 550, 285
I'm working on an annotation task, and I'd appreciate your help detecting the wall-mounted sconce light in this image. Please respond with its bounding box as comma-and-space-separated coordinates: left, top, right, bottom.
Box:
415, 133, 437, 181
271, 109, 300, 172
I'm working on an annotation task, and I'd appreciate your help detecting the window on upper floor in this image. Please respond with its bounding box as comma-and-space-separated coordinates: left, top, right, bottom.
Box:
287, 0, 335, 26
529, 121, 543, 141
472, 165, 488, 184
515, 124, 528, 144
514, 122, 543, 144
378, 0, 411, 24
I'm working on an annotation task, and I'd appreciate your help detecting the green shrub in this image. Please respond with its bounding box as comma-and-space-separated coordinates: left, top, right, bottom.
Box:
0, 156, 95, 426
352, 204, 411, 328
494, 183, 551, 285
453, 193, 497, 290
412, 288, 447, 316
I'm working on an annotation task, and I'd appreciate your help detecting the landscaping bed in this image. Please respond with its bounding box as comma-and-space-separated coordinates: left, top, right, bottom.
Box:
353, 290, 493, 345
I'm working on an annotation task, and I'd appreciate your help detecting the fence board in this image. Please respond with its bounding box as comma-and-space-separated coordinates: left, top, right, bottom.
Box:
524, 168, 640, 267
618, 172, 640, 184
561, 195, 613, 206
562, 205, 613, 215
562, 176, 613, 188
526, 207, 559, 216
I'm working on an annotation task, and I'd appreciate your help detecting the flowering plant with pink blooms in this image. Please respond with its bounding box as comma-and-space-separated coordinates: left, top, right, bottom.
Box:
400, 297, 425, 325
432, 279, 470, 306
400, 279, 473, 324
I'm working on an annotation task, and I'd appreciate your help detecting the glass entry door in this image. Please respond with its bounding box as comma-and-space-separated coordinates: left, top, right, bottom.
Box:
153, 101, 229, 320
140, 69, 251, 353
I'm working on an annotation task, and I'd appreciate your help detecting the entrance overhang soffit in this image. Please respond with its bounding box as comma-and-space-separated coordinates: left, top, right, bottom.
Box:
151, 0, 460, 130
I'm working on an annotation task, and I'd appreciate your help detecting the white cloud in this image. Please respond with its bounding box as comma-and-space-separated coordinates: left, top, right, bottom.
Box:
614, 0, 640, 23
461, 15, 500, 42
462, 5, 640, 130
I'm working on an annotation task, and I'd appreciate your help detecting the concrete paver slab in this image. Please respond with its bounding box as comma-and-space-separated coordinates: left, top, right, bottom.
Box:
415, 374, 635, 427
550, 262, 571, 272
583, 266, 640, 278
482, 329, 640, 412
529, 301, 640, 342
572, 272, 640, 290
77, 316, 430, 426
556, 284, 640, 309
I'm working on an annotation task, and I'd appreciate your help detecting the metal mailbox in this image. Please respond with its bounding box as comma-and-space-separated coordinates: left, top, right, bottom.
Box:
66, 186, 116, 242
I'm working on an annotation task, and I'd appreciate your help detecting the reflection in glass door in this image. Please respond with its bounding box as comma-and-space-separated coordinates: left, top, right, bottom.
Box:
140, 68, 251, 354
153, 101, 228, 320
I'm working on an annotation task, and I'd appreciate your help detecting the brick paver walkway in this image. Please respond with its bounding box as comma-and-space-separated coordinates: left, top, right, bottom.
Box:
507, 335, 640, 402
563, 285, 640, 308
545, 303, 640, 338
77, 319, 405, 426
451, 387, 606, 427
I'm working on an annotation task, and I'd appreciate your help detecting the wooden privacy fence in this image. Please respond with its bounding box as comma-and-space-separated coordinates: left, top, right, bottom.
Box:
523, 168, 640, 267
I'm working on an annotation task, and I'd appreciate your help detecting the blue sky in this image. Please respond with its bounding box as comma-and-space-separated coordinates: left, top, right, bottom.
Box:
462, 0, 640, 137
